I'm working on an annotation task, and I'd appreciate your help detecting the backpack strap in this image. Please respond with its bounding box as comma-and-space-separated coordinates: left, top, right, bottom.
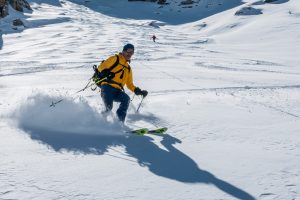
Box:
100, 54, 125, 90
107, 54, 119, 71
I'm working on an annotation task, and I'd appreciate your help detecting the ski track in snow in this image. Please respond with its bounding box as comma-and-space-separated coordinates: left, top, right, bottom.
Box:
1, 0, 300, 199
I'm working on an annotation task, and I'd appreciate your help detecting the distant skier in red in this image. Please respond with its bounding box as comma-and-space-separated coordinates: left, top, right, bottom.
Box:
151, 34, 157, 42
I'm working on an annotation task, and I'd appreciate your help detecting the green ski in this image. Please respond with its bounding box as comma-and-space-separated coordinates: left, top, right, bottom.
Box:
130, 128, 149, 135
148, 127, 168, 134
130, 127, 168, 136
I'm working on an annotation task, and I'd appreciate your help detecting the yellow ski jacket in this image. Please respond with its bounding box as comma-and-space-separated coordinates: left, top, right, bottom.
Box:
98, 53, 136, 92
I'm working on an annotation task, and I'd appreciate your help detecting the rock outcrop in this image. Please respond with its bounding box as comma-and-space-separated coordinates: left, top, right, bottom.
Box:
0, 0, 31, 18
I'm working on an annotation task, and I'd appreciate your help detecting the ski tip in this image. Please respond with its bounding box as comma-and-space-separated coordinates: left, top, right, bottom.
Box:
148, 127, 168, 134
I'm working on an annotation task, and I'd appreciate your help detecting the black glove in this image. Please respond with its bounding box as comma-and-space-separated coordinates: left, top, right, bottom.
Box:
101, 69, 115, 80
93, 65, 102, 79
134, 87, 148, 97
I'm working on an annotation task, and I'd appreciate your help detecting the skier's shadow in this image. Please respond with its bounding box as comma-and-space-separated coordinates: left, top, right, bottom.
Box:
122, 134, 256, 200
26, 129, 120, 155
26, 129, 255, 200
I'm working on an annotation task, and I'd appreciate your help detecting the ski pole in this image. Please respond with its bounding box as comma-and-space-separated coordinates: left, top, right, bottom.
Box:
50, 79, 92, 107
131, 94, 135, 102
136, 96, 145, 113
50, 77, 107, 107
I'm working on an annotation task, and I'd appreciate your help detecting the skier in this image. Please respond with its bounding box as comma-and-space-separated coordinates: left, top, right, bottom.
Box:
151, 34, 157, 42
97, 43, 148, 123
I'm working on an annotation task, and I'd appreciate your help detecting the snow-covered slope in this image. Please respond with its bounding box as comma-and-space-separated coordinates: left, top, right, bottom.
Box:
0, 0, 299, 199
